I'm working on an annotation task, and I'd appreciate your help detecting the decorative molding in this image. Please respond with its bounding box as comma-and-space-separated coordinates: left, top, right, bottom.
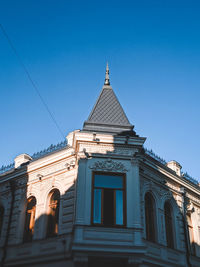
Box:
37, 174, 43, 181
186, 192, 200, 206
166, 181, 180, 192
182, 172, 199, 185
145, 148, 167, 165
142, 179, 165, 200
32, 140, 68, 160
187, 201, 195, 213
78, 143, 135, 156
0, 140, 68, 176
145, 147, 199, 186
0, 163, 14, 175
90, 159, 127, 172
131, 158, 140, 166
65, 160, 76, 170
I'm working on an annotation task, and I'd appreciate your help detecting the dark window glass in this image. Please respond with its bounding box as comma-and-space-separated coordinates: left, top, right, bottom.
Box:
94, 174, 123, 189
0, 206, 4, 237
164, 202, 174, 248
145, 193, 156, 242
103, 189, 115, 226
92, 173, 125, 227
187, 214, 195, 255
23, 197, 36, 242
46, 189, 60, 237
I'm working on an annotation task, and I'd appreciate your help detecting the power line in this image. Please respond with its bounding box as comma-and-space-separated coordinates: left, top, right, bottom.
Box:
0, 23, 65, 140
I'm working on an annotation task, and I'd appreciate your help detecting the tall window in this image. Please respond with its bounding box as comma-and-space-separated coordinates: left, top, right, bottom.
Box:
145, 192, 156, 242
92, 172, 126, 227
46, 189, 60, 237
187, 214, 195, 255
23, 197, 36, 242
0, 206, 4, 237
164, 201, 174, 248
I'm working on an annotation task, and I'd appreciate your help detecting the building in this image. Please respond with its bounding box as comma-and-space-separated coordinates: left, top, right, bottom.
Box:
0, 65, 200, 267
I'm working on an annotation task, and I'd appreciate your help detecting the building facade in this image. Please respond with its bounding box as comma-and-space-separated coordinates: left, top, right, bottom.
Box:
0, 65, 200, 267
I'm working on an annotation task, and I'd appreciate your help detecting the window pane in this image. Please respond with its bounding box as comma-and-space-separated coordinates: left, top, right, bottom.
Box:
94, 175, 123, 189
164, 202, 174, 248
93, 189, 101, 223
0, 206, 4, 237
47, 190, 60, 237
103, 189, 114, 226
23, 197, 36, 242
145, 193, 156, 242
116, 190, 123, 225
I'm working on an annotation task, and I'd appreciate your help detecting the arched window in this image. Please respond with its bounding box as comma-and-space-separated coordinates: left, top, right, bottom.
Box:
164, 201, 174, 248
187, 213, 195, 255
23, 197, 36, 242
0, 206, 4, 237
46, 189, 60, 237
145, 192, 156, 242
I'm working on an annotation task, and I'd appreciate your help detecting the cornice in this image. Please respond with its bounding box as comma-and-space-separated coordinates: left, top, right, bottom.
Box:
141, 155, 200, 196
0, 149, 75, 184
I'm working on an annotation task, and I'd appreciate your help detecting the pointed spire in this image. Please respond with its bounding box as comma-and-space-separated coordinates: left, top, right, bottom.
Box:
83, 65, 135, 134
104, 62, 110, 85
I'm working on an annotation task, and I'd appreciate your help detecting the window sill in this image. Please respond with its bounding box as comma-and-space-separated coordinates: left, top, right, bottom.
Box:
91, 224, 126, 229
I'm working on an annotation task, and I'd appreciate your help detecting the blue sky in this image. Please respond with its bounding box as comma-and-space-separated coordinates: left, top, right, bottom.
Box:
0, 1, 200, 180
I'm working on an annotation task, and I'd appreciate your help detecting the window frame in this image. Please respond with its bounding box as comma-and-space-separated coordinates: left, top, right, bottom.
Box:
0, 205, 4, 238
164, 201, 175, 249
91, 171, 126, 228
23, 196, 36, 243
46, 189, 60, 238
187, 213, 196, 255
145, 192, 157, 242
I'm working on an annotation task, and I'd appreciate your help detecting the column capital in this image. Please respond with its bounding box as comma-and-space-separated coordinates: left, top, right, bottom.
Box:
131, 158, 139, 166
131, 152, 143, 166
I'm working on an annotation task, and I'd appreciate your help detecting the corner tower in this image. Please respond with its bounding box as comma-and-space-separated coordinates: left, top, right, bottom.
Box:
83, 64, 136, 135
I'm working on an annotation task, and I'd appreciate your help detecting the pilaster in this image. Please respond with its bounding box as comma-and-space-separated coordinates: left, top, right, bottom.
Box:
129, 157, 143, 246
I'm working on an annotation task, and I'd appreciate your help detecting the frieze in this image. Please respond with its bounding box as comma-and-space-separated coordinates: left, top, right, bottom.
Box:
142, 170, 165, 186
186, 192, 200, 207
0, 140, 68, 176
90, 159, 128, 172
162, 191, 173, 200
29, 161, 69, 181
166, 181, 180, 192
79, 143, 135, 156
142, 178, 165, 197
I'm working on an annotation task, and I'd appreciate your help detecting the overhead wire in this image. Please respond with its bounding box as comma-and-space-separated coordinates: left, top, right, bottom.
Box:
0, 23, 65, 140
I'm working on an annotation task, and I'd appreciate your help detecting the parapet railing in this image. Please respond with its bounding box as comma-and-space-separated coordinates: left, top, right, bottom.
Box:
0, 140, 67, 175
144, 148, 199, 186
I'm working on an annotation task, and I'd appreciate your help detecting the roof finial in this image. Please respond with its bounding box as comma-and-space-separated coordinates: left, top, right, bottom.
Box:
104, 62, 110, 85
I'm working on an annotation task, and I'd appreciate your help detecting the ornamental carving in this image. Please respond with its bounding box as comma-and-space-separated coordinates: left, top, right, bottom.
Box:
90, 159, 127, 172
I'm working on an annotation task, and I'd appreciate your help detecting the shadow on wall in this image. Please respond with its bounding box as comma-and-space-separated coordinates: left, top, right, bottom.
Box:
0, 132, 200, 267
79, 132, 200, 267
0, 164, 29, 267
0, 160, 76, 267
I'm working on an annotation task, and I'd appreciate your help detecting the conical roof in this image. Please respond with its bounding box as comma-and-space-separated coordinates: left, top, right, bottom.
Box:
83, 65, 135, 135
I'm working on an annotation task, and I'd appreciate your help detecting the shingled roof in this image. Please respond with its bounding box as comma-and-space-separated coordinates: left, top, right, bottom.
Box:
83, 64, 135, 135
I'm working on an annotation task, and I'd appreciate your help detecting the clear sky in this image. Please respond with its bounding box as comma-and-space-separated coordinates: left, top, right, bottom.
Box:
0, 1, 200, 180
